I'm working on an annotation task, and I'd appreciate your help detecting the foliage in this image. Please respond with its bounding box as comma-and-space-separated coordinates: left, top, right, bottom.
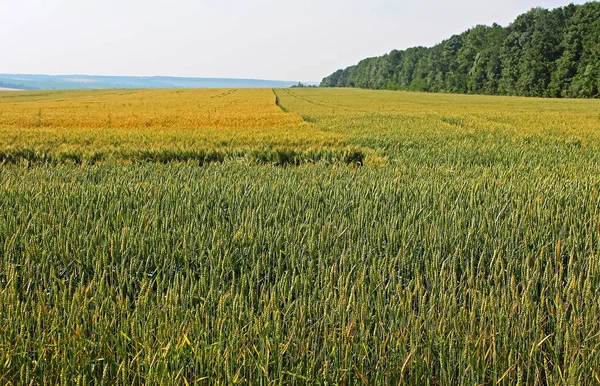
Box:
290, 82, 318, 88
321, 2, 600, 98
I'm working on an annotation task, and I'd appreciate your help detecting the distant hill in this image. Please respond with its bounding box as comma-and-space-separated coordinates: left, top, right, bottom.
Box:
321, 2, 600, 98
0, 74, 298, 90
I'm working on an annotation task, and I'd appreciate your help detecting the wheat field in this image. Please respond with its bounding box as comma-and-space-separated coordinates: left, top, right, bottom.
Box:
0, 88, 352, 165
1, 88, 600, 384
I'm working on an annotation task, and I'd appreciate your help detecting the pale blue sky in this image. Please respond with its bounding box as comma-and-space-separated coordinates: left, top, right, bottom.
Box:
0, 0, 591, 81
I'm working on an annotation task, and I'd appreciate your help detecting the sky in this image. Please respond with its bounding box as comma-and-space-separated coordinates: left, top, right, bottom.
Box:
0, 0, 592, 82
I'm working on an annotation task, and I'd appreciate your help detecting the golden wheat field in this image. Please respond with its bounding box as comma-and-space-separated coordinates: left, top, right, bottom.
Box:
0, 88, 349, 164
2, 87, 599, 166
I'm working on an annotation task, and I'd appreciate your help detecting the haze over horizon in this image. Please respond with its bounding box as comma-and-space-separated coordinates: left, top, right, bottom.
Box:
1, 0, 591, 82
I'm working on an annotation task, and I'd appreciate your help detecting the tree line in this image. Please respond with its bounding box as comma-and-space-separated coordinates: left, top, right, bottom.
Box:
321, 2, 600, 98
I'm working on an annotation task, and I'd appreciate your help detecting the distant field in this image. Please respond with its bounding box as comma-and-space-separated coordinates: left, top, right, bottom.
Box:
278, 88, 600, 161
1, 88, 600, 384
0, 88, 353, 165
2, 87, 599, 167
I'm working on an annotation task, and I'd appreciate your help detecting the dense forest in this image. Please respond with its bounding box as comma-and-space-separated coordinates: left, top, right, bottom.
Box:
321, 2, 600, 98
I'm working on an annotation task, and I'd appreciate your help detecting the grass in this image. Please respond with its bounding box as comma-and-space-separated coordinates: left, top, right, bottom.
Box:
1, 88, 600, 384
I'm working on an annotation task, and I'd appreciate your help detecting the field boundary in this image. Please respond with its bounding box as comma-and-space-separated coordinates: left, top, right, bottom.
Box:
0, 147, 366, 167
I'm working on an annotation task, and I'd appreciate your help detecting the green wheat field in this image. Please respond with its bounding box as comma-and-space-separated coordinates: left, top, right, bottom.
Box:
1, 88, 600, 384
